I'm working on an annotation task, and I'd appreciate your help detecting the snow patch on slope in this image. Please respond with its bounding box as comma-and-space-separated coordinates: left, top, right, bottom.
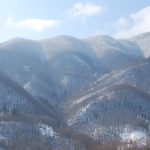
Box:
120, 126, 148, 146
68, 102, 92, 126
38, 123, 56, 137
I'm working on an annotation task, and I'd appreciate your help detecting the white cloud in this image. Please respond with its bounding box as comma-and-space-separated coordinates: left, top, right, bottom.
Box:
115, 6, 150, 38
69, 2, 104, 20
115, 18, 128, 27
6, 17, 60, 32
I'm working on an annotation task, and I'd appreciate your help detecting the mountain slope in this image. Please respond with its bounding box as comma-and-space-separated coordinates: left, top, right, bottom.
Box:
0, 71, 63, 120
84, 35, 142, 71
0, 38, 64, 106
131, 32, 150, 57
41, 35, 104, 96
66, 60, 150, 141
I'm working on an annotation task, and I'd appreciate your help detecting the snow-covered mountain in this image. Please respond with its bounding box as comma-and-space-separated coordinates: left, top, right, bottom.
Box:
0, 35, 143, 101
0, 32, 150, 149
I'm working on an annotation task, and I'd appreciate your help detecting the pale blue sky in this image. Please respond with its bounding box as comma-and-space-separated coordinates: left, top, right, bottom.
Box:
0, 0, 150, 42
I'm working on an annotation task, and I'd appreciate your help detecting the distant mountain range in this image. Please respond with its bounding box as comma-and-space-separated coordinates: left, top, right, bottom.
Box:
0, 32, 150, 149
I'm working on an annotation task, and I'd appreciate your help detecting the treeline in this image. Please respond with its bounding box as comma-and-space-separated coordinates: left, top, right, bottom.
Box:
1, 138, 150, 150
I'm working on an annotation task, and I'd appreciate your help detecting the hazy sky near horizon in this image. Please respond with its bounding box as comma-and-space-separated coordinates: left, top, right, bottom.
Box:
0, 0, 150, 42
